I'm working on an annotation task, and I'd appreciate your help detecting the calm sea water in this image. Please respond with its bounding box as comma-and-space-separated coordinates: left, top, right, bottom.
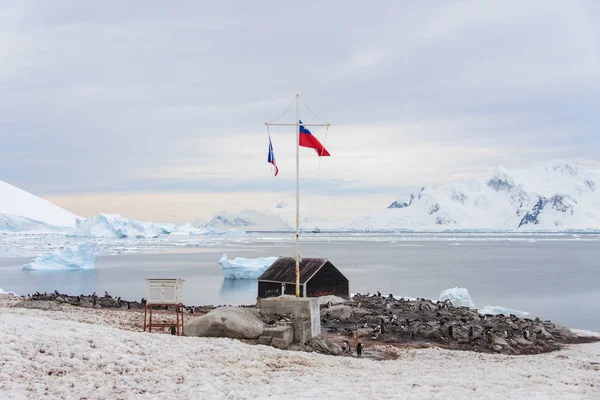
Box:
1, 234, 599, 331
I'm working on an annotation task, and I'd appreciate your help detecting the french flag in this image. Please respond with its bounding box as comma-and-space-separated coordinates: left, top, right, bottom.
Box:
299, 120, 330, 156
267, 136, 279, 176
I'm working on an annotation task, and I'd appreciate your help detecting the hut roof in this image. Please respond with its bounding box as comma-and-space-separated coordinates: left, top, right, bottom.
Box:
258, 257, 329, 284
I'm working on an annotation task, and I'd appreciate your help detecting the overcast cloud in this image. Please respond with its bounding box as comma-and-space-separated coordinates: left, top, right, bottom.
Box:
2, 1, 600, 220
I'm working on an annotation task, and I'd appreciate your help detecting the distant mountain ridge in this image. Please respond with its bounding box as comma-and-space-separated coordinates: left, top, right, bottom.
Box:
370, 162, 599, 231
206, 161, 600, 232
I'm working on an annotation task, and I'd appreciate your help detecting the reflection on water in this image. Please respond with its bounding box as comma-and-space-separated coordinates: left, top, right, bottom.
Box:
21, 269, 99, 296
1, 237, 600, 331
220, 279, 258, 305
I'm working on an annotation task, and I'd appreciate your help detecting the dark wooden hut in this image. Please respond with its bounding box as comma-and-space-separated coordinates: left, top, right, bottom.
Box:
257, 257, 349, 299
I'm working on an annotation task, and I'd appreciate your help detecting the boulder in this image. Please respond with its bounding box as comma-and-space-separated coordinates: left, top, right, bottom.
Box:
185, 307, 264, 339
308, 338, 343, 355
321, 304, 353, 321
318, 295, 347, 306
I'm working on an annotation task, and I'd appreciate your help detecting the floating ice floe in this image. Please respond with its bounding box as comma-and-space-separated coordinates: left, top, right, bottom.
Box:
439, 287, 476, 308
478, 305, 529, 318
218, 254, 277, 279
22, 241, 100, 271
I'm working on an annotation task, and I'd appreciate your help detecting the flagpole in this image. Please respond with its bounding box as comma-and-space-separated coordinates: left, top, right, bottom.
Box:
295, 94, 300, 298
265, 95, 330, 299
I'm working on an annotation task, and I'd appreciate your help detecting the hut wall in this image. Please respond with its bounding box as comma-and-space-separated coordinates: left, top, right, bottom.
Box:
306, 262, 349, 299
258, 281, 282, 298
284, 283, 304, 296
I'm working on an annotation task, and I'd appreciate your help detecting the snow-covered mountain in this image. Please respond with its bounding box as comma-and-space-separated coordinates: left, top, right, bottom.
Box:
0, 180, 79, 228
348, 162, 600, 231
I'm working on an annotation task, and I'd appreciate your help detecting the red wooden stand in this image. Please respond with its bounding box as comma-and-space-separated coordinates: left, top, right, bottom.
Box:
143, 303, 185, 336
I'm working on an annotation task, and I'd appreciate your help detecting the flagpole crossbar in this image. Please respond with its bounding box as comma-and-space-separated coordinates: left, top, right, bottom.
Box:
265, 123, 330, 126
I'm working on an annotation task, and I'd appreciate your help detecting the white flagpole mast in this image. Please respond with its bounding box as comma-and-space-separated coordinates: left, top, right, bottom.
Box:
264, 95, 330, 298
295, 94, 300, 297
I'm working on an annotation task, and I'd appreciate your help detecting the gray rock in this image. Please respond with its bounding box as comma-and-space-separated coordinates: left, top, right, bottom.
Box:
13, 301, 63, 311
185, 307, 264, 339
308, 338, 343, 355
321, 304, 353, 321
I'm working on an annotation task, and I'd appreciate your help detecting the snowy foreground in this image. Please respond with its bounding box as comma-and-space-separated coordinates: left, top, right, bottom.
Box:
1, 297, 599, 399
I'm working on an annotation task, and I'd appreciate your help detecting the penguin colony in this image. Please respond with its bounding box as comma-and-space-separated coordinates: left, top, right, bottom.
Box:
320, 293, 592, 355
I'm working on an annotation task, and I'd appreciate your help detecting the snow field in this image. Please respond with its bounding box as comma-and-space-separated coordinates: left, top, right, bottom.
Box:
0, 302, 599, 399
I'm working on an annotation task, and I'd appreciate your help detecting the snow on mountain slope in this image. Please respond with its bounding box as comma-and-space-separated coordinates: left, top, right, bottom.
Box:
206, 209, 289, 231
0, 180, 79, 227
0, 214, 70, 233
349, 162, 600, 231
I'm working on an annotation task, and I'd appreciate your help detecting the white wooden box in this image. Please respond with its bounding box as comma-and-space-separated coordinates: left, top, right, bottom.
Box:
145, 278, 184, 304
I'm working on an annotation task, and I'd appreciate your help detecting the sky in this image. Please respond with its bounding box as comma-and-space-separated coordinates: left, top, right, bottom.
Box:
2, 1, 600, 222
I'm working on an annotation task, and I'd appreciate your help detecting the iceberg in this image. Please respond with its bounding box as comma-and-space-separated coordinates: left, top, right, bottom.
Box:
218, 254, 277, 279
71, 214, 245, 238
439, 287, 476, 308
22, 241, 100, 271
478, 306, 529, 318
71, 214, 171, 238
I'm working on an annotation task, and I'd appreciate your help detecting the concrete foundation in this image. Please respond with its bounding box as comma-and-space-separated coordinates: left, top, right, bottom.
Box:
258, 297, 321, 343
258, 324, 294, 348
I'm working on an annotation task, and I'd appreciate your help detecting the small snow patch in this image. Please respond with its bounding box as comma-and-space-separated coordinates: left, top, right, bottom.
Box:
439, 287, 475, 308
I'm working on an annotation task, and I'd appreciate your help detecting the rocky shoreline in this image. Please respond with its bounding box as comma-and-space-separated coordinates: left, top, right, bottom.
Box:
13, 291, 600, 356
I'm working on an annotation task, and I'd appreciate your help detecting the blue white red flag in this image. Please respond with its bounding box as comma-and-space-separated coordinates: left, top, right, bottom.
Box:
299, 120, 330, 156
267, 136, 279, 176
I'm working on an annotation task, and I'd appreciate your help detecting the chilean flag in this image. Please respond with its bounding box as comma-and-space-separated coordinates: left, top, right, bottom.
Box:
267, 136, 279, 176
299, 120, 330, 156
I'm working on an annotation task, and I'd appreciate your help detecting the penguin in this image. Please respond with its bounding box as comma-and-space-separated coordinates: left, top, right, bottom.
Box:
377, 291, 381, 297
104, 291, 112, 299
343, 340, 350, 353
469, 326, 474, 338
448, 325, 454, 338
53, 290, 60, 296
141, 298, 147, 306
356, 342, 363, 357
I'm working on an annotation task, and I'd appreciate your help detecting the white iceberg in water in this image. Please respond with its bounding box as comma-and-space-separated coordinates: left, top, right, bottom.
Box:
218, 254, 277, 279
478, 305, 529, 318
71, 214, 171, 238
439, 287, 476, 308
71, 214, 245, 238
22, 241, 100, 271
